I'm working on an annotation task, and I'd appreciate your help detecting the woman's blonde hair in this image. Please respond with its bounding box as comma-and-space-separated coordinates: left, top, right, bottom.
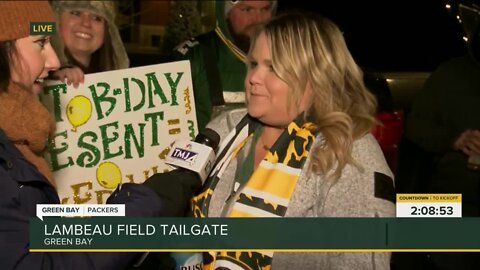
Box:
252, 11, 377, 180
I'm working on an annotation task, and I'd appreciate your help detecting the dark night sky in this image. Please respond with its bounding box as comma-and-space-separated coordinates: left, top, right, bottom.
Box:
277, 0, 467, 71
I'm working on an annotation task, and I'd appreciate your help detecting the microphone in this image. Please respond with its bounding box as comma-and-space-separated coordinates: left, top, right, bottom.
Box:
165, 128, 220, 183
124, 129, 220, 268
142, 128, 220, 216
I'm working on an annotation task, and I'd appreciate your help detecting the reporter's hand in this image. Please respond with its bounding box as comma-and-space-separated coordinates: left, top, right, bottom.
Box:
51, 66, 85, 88
453, 129, 480, 155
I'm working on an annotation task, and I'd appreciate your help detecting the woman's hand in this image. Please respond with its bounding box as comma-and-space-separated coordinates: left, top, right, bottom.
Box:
453, 129, 480, 155
50, 66, 85, 88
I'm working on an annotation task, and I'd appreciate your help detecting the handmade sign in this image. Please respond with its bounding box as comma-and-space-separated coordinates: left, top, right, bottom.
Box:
40, 61, 197, 204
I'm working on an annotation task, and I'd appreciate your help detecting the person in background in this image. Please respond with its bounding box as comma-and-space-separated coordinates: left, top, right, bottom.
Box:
193, 11, 395, 269
49, 0, 129, 87
171, 0, 277, 131
403, 1, 480, 269
0, 2, 203, 269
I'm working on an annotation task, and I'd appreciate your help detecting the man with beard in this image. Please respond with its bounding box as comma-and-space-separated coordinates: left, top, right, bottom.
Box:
172, 0, 277, 131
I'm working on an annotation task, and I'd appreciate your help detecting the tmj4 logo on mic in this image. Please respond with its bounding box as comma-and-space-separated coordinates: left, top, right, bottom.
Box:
170, 144, 198, 165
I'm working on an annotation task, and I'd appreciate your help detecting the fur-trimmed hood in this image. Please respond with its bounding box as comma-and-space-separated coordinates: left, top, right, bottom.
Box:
49, 0, 129, 70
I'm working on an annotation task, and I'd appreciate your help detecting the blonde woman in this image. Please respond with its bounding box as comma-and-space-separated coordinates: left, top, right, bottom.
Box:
193, 11, 395, 269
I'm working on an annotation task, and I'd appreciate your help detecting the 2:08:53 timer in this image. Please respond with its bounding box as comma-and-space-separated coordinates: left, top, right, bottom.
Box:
410, 206, 454, 216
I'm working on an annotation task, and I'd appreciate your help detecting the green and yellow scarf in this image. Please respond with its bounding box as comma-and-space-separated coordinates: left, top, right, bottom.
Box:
192, 113, 319, 270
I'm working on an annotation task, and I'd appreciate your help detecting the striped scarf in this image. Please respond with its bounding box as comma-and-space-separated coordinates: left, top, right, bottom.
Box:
192, 113, 318, 269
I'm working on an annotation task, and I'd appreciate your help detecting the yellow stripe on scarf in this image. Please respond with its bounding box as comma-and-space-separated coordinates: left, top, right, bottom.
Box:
242, 164, 299, 200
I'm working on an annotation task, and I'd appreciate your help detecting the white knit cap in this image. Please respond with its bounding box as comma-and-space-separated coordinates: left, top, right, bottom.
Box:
224, 0, 278, 16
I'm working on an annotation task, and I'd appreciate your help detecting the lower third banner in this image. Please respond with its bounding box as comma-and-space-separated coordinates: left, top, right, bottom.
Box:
29, 217, 480, 251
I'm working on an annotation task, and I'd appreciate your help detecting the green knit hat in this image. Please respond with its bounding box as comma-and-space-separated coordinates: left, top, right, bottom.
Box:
224, 0, 278, 16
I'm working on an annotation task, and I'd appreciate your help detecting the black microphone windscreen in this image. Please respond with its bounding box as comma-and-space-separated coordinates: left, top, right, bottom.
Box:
195, 128, 220, 151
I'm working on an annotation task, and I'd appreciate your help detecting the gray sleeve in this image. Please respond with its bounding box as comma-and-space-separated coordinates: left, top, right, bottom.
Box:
314, 135, 394, 270
272, 134, 394, 270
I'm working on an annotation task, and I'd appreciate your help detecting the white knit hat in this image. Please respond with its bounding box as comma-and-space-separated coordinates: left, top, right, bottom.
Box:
224, 0, 278, 16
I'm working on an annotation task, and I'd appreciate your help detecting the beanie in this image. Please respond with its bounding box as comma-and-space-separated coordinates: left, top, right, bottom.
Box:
224, 0, 278, 16
0, 1, 55, 41
50, 1, 129, 69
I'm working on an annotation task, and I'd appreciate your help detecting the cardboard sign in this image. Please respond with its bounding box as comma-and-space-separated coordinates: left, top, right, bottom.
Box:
40, 61, 197, 204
